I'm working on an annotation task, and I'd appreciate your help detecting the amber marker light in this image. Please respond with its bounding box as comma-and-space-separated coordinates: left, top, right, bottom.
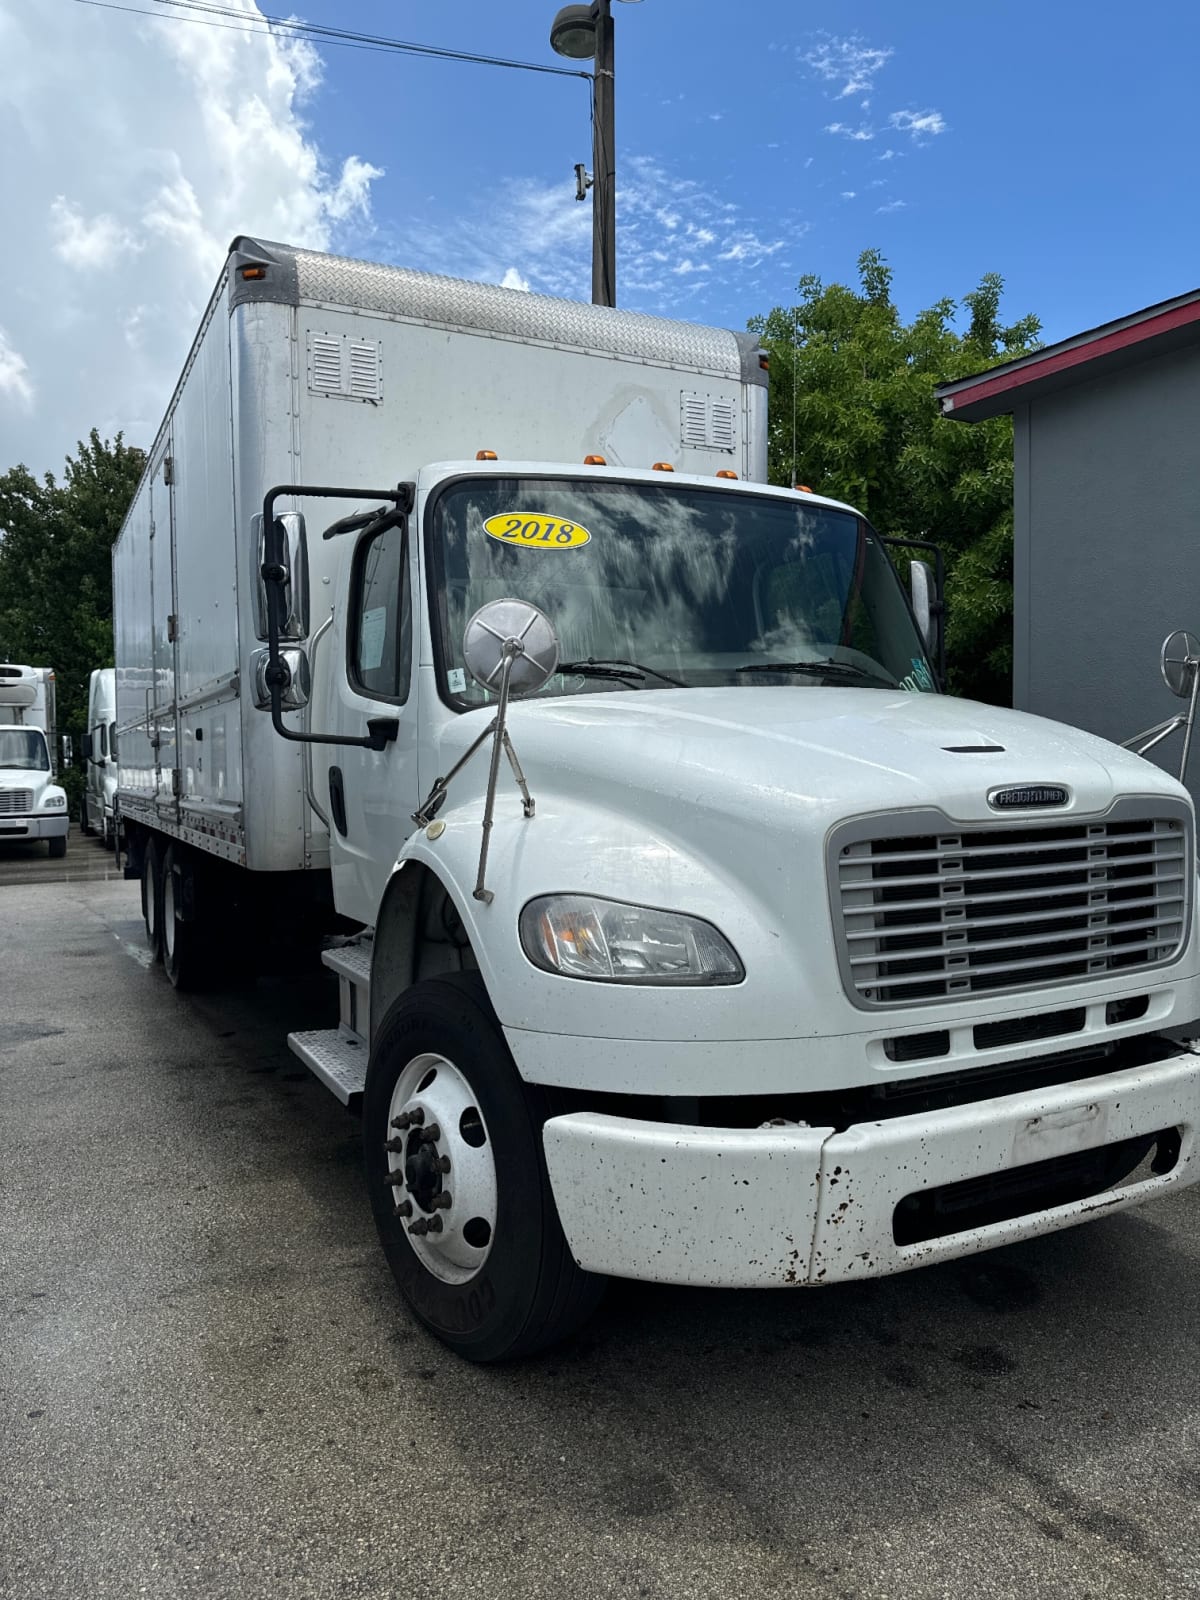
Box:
240, 265, 267, 280
583, 454, 607, 465
475, 449, 498, 460
651, 461, 674, 471
716, 470, 738, 479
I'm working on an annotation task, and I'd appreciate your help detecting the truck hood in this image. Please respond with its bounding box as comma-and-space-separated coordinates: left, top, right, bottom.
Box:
487, 685, 1185, 831
0, 767, 57, 797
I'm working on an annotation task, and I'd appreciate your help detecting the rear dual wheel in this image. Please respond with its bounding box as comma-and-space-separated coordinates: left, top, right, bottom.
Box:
364, 971, 603, 1363
140, 838, 212, 989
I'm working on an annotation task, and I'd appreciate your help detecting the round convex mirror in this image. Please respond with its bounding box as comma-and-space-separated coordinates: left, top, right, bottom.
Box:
1160, 630, 1200, 699
463, 599, 560, 697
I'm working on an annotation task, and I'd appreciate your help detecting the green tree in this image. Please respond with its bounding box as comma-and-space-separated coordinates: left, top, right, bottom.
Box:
0, 430, 145, 807
750, 251, 1040, 704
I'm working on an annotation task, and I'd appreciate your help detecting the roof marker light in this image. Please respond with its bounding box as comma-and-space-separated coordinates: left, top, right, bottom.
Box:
795, 484, 813, 493
716, 469, 738, 479
583, 454, 607, 465
475, 449, 498, 460
651, 461, 674, 472
240, 265, 267, 281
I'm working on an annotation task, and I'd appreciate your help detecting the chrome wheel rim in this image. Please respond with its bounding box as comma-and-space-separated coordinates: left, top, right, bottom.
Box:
386, 1052, 497, 1286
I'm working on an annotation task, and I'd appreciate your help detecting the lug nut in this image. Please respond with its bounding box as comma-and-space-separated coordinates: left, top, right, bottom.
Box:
409, 1218, 429, 1237
384, 1171, 406, 1188
431, 1192, 452, 1210
390, 1107, 424, 1130
436, 1155, 451, 1174
419, 1124, 441, 1144
393, 1199, 413, 1219
427, 1215, 443, 1233
384, 1137, 405, 1153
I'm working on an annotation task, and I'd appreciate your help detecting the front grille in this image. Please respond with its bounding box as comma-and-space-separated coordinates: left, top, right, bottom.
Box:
0, 788, 33, 815
833, 807, 1190, 1008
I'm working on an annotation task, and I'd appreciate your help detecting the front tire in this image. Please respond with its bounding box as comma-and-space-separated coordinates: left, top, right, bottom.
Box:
364, 972, 604, 1362
48, 834, 67, 860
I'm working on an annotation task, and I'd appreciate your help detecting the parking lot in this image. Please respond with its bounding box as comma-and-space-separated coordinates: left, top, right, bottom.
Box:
3, 828, 1200, 1600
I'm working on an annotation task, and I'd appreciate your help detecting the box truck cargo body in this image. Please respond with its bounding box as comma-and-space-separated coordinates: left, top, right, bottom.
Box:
82, 666, 118, 846
114, 238, 1200, 1360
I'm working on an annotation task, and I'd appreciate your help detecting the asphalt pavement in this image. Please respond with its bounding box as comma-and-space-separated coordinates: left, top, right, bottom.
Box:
3, 830, 1200, 1600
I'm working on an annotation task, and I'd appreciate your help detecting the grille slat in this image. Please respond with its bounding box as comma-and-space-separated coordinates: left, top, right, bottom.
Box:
0, 788, 33, 815
834, 812, 1190, 1008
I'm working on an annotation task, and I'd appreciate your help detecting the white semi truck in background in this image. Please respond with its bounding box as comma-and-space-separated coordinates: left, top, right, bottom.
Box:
113, 237, 1200, 1360
81, 666, 118, 847
0, 663, 69, 857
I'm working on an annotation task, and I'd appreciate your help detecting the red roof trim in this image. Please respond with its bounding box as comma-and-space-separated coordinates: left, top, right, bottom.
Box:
943, 297, 1200, 411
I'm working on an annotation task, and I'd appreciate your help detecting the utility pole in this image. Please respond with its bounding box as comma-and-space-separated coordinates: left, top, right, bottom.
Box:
551, 1, 640, 308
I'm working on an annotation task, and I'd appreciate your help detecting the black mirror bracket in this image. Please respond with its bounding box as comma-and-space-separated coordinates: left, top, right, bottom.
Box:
259, 482, 414, 750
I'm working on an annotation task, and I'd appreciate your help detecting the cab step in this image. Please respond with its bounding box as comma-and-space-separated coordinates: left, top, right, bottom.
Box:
288, 1027, 368, 1105
322, 937, 372, 1038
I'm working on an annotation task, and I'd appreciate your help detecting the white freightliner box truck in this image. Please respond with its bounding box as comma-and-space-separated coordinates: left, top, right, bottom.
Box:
0, 664, 69, 856
114, 236, 1200, 1360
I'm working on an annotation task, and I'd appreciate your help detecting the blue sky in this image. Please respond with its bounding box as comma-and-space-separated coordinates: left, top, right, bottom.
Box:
3, 0, 1199, 475
298, 0, 1200, 342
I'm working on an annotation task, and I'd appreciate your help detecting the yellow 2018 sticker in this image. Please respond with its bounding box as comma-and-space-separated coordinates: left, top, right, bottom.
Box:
483, 512, 591, 550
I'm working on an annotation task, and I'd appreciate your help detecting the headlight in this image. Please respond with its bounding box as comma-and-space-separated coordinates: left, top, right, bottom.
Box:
519, 895, 744, 985
43, 793, 66, 809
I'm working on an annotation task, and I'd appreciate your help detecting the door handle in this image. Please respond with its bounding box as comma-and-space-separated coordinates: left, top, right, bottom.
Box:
328, 766, 348, 836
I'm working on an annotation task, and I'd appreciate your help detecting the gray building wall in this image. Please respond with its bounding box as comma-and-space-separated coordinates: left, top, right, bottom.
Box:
1013, 342, 1200, 801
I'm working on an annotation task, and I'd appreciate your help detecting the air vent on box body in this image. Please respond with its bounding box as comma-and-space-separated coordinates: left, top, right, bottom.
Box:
681, 392, 737, 453
306, 333, 382, 402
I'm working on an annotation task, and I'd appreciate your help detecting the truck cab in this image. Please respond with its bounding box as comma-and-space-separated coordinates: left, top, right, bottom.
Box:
274, 458, 1200, 1359
0, 665, 69, 857
82, 667, 118, 847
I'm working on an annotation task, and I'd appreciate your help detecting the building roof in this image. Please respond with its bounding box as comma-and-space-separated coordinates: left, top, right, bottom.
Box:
935, 287, 1200, 422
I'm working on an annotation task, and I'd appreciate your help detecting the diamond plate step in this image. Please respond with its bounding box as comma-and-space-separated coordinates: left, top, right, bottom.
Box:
289, 1028, 367, 1104
322, 939, 373, 987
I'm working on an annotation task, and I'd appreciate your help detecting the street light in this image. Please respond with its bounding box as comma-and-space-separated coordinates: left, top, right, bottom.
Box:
550, 0, 642, 308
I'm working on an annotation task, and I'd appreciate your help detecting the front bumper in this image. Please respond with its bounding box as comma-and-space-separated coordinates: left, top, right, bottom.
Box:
0, 813, 69, 840
541, 1044, 1200, 1287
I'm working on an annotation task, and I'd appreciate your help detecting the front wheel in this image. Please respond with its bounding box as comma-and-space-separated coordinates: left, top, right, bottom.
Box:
48, 834, 67, 859
364, 972, 604, 1362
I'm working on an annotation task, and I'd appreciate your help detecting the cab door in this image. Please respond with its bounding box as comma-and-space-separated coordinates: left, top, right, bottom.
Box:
324, 517, 420, 926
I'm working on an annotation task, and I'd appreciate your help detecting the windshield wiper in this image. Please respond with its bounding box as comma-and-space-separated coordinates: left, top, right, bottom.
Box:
736, 659, 889, 684
563, 656, 684, 688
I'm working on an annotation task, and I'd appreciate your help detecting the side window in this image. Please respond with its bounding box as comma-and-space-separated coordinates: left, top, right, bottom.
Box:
349, 521, 411, 702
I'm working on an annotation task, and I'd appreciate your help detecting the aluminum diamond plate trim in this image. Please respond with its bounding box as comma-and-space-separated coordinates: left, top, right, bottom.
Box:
289, 1028, 367, 1103
288, 245, 746, 375
321, 941, 373, 986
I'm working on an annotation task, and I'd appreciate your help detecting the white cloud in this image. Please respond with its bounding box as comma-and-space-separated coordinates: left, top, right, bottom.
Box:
500, 267, 531, 292
878, 148, 900, 162
825, 122, 874, 142
889, 109, 948, 140
386, 155, 803, 314
0, 329, 34, 410
803, 35, 893, 98
876, 199, 908, 214
0, 0, 383, 473
841, 191, 857, 201
49, 198, 142, 271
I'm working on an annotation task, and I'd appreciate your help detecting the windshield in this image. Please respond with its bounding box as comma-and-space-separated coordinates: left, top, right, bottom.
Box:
427, 476, 935, 705
0, 728, 50, 770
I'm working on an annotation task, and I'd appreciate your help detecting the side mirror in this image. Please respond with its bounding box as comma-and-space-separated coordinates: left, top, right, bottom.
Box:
81, 731, 94, 762
462, 598, 561, 698
910, 559, 936, 654
1160, 630, 1200, 699
252, 645, 311, 711
252, 511, 309, 641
